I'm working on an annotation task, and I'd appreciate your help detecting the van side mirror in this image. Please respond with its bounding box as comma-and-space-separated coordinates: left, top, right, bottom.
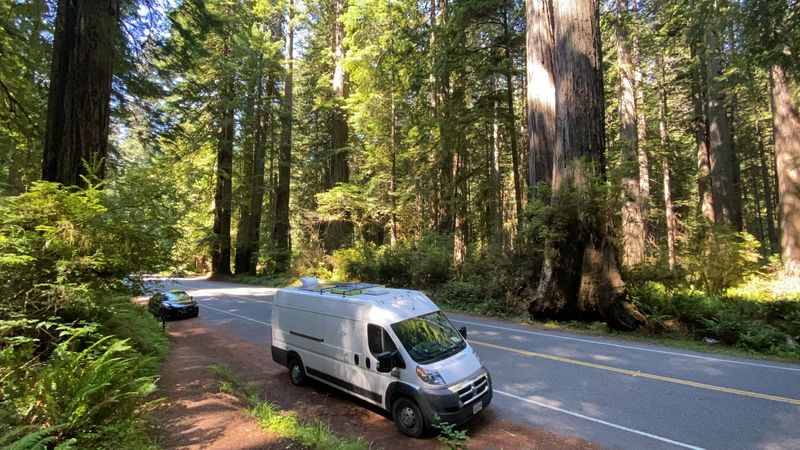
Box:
459, 326, 467, 339
377, 351, 394, 373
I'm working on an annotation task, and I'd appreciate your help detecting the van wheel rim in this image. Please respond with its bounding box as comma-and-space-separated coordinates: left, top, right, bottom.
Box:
398, 406, 417, 429
291, 365, 301, 382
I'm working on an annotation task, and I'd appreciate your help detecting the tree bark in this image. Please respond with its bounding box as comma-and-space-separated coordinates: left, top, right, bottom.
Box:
632, 0, 649, 243
490, 74, 503, 247
273, 3, 294, 272
525, 0, 555, 198
528, 0, 644, 331
437, 0, 454, 233
769, 63, 800, 266
246, 73, 269, 275
322, 0, 352, 252
659, 54, 676, 272
42, 0, 119, 187
615, 0, 645, 268
691, 40, 714, 223
212, 71, 235, 276
452, 77, 467, 265
234, 69, 259, 275
390, 67, 398, 248
504, 2, 523, 244
705, 2, 742, 230
756, 114, 780, 254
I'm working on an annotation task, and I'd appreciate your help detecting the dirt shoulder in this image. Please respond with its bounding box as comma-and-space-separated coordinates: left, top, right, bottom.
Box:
151, 318, 600, 450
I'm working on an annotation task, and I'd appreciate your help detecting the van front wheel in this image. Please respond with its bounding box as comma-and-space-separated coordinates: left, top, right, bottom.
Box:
288, 358, 306, 386
392, 397, 425, 437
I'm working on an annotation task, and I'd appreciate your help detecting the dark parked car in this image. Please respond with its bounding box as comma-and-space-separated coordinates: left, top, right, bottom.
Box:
148, 290, 199, 320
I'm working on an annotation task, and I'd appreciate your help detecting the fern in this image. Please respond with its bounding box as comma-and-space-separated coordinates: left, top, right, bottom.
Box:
0, 425, 64, 450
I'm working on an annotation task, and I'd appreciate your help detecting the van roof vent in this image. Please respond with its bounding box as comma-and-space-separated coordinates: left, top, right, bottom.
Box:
363, 287, 389, 295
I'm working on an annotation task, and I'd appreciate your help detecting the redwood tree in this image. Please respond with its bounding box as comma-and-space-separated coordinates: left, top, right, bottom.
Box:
42, 0, 119, 186
273, 1, 294, 272
527, 0, 645, 331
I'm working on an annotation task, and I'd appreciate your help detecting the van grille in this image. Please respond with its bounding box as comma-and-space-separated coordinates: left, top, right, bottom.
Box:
455, 374, 489, 406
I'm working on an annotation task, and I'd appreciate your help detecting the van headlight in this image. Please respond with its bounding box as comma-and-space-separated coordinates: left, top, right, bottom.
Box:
416, 366, 445, 385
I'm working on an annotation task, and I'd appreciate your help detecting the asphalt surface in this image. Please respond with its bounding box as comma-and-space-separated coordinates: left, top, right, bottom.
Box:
151, 277, 800, 450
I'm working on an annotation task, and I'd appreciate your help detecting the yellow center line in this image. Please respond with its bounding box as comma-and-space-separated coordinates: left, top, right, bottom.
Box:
470, 339, 800, 406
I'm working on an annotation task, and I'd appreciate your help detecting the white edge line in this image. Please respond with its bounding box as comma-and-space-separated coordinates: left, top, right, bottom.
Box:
494, 390, 706, 450
199, 302, 271, 327
452, 318, 800, 372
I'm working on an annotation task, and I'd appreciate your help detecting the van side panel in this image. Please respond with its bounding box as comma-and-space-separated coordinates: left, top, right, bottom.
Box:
273, 293, 329, 376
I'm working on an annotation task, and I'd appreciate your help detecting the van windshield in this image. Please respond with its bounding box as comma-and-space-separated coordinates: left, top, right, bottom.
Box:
391, 311, 465, 364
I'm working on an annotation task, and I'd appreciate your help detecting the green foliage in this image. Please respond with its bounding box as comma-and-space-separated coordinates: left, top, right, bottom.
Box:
0, 183, 170, 448
631, 274, 800, 357
209, 364, 368, 450
38, 332, 157, 432
330, 235, 452, 287
683, 228, 762, 295
432, 415, 470, 450
0, 425, 67, 450
0, 181, 178, 316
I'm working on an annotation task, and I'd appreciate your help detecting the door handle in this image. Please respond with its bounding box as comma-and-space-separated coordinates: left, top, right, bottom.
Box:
354, 354, 359, 365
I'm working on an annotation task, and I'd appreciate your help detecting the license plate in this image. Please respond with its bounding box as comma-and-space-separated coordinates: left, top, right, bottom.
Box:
472, 401, 483, 415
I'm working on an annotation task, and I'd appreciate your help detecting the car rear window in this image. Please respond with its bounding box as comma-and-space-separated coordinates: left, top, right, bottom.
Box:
165, 292, 193, 304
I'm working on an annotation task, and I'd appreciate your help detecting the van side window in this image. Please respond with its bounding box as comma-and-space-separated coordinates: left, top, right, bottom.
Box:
367, 324, 397, 357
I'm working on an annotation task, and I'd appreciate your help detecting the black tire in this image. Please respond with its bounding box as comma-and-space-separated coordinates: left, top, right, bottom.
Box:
392, 397, 425, 438
191, 310, 199, 318
288, 358, 306, 386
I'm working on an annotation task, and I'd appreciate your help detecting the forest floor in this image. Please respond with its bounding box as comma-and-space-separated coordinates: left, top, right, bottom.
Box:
150, 317, 601, 450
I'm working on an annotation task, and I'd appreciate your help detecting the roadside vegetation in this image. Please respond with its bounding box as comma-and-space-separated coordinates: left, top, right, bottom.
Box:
273, 229, 800, 361
0, 182, 177, 448
209, 364, 369, 450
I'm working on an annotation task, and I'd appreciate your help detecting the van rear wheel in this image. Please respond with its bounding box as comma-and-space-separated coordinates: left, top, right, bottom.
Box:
392, 397, 425, 437
288, 358, 306, 386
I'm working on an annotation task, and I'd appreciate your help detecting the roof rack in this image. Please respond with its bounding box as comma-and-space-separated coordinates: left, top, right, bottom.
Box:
299, 281, 385, 296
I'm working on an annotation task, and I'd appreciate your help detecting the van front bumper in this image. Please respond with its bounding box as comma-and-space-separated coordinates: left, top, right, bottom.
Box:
417, 368, 492, 426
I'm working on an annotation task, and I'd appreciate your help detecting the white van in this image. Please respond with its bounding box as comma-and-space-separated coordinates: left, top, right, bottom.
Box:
271, 278, 492, 437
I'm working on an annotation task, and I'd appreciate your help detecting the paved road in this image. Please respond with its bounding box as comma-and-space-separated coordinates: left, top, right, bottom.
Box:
151, 277, 800, 450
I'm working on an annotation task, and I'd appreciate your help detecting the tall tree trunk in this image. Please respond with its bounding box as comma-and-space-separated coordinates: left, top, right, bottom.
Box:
428, 0, 440, 231
632, 0, 649, 242
756, 114, 779, 254
528, 0, 644, 331
490, 74, 503, 247
42, 0, 119, 187
274, 3, 294, 272
246, 73, 269, 275
525, 0, 555, 198
389, 68, 398, 248
659, 54, 676, 272
323, 0, 352, 252
504, 2, 523, 244
212, 68, 235, 276
452, 77, 467, 265
769, 63, 800, 266
631, 0, 650, 258
234, 70, 259, 275
615, 0, 645, 268
691, 40, 714, 223
437, 0, 454, 233
705, 1, 741, 230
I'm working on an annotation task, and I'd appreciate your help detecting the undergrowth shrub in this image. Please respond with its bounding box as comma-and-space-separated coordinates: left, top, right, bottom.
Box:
1, 182, 173, 447
331, 234, 451, 288
683, 228, 761, 295
631, 277, 800, 356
